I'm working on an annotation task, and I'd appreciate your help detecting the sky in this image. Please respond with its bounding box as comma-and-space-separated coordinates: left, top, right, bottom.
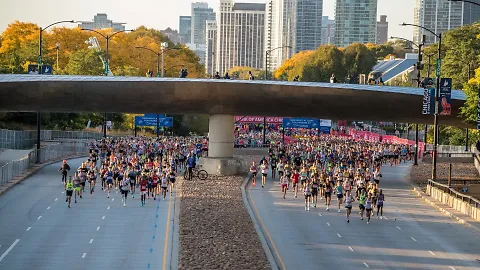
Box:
0, 0, 415, 40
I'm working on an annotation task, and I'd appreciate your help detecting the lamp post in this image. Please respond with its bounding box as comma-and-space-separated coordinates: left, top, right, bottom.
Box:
82, 28, 134, 138
263, 45, 292, 146
135, 44, 179, 78
390, 36, 425, 166
36, 20, 75, 164
401, 22, 442, 180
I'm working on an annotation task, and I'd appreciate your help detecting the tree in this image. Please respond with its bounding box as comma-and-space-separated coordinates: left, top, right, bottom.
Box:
366, 43, 394, 60
460, 67, 480, 125
343, 43, 376, 83
301, 45, 346, 82
227, 66, 265, 80
274, 50, 314, 81
65, 49, 104, 75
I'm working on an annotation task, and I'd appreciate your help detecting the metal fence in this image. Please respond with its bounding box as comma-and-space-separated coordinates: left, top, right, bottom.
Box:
0, 129, 127, 149
0, 141, 89, 186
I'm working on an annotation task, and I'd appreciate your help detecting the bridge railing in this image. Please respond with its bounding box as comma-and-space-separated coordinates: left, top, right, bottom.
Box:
427, 179, 480, 222
0, 142, 89, 187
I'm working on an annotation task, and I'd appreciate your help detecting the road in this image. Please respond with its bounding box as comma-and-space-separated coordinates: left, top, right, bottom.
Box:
0, 157, 176, 270
248, 162, 480, 270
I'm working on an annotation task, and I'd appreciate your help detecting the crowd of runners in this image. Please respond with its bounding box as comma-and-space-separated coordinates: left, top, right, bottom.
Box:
60, 137, 206, 208
249, 135, 414, 223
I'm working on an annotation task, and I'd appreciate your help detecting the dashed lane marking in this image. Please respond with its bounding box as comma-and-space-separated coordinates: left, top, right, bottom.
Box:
107, 206, 110, 210
450, 266, 456, 270
102, 216, 105, 220
37, 216, 42, 220
318, 213, 322, 217
82, 253, 86, 258
96, 226, 100, 231
396, 226, 401, 230
349, 246, 354, 252
89, 239, 93, 244
47, 206, 50, 210
429, 251, 436, 256
363, 262, 369, 268
411, 237, 417, 242
0, 239, 20, 262
112, 198, 115, 201
26, 227, 31, 231
327, 222, 331, 226
337, 233, 342, 238
55, 198, 58, 201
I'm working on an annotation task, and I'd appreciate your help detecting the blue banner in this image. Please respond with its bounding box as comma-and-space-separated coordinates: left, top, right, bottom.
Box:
319, 126, 331, 134
422, 88, 435, 115
283, 118, 320, 129
477, 91, 480, 130
135, 116, 173, 127
144, 114, 166, 118
439, 78, 452, 116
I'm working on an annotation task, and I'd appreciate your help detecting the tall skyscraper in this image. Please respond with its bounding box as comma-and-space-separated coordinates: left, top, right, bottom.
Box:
376, 15, 388, 44
321, 16, 335, 45
294, 0, 323, 52
191, 2, 216, 64
205, 20, 217, 76
179, 16, 192, 44
216, 0, 266, 74
334, 0, 378, 48
413, 0, 480, 45
265, 0, 295, 71
78, 13, 125, 32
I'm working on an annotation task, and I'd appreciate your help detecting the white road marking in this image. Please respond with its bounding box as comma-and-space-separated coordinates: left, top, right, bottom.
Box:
89, 239, 94, 244
55, 198, 58, 201
46, 206, 50, 210
318, 213, 322, 217
0, 239, 20, 262
349, 246, 354, 252
112, 198, 114, 201
337, 233, 342, 238
429, 251, 436, 256
450, 266, 456, 270
384, 216, 388, 220
363, 262, 369, 268
326, 222, 331, 227
107, 206, 110, 210
396, 226, 401, 230
37, 216, 42, 220
62, 191, 64, 194
82, 253, 86, 258
102, 216, 105, 220
26, 227, 31, 231
96, 226, 100, 231
411, 237, 417, 242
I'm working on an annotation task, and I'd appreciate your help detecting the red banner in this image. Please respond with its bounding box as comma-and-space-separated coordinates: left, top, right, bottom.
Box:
234, 116, 283, 124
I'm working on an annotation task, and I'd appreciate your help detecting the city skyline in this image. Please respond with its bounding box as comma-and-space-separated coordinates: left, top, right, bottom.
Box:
0, 0, 414, 40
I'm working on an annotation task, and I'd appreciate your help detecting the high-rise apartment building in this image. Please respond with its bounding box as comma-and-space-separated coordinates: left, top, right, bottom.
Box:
265, 0, 295, 71
179, 16, 192, 44
334, 0, 378, 48
413, 0, 480, 45
191, 3, 216, 64
294, 0, 323, 52
321, 16, 335, 45
78, 13, 125, 32
215, 0, 266, 74
205, 20, 218, 76
376, 15, 388, 44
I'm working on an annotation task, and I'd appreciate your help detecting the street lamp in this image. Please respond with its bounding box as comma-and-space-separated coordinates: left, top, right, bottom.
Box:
81, 28, 134, 138
36, 20, 75, 164
135, 44, 180, 78
263, 45, 292, 146
401, 22, 442, 180
448, 0, 480, 6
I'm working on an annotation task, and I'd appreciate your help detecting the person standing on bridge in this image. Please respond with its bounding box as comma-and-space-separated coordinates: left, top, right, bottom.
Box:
59, 160, 70, 185
330, 74, 337, 83
248, 71, 254, 80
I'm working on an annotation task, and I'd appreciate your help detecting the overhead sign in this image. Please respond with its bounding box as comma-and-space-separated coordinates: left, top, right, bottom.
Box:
144, 114, 166, 118
439, 78, 452, 116
283, 118, 320, 129
422, 88, 435, 115
135, 116, 173, 127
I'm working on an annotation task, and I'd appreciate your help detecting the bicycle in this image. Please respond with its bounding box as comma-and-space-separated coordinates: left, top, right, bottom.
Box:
184, 166, 208, 180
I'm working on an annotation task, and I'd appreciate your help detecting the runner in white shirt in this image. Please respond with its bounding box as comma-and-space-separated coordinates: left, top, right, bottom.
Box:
261, 161, 268, 188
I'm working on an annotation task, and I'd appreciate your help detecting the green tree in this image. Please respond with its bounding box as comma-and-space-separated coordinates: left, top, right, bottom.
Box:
300, 45, 345, 82
343, 43, 377, 84
65, 49, 104, 75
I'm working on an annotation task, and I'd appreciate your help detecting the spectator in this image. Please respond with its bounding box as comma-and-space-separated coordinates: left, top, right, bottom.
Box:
330, 74, 337, 83
248, 71, 255, 80
293, 75, 299, 82
224, 72, 230, 79
214, 72, 221, 79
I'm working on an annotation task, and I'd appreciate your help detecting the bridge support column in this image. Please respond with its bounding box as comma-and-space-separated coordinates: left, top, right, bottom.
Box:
199, 114, 240, 176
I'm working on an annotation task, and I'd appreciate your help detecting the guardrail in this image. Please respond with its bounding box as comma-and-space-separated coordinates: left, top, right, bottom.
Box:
427, 179, 480, 221
0, 142, 89, 187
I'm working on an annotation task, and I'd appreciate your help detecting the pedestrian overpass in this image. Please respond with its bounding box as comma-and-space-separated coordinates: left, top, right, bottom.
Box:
0, 75, 469, 174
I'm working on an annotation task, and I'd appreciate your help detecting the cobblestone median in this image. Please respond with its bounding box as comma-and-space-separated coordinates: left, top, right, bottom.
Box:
410, 160, 480, 190
178, 174, 270, 270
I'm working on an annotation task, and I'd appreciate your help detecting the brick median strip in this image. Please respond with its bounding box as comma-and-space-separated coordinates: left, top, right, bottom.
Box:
0, 154, 88, 196
178, 174, 270, 270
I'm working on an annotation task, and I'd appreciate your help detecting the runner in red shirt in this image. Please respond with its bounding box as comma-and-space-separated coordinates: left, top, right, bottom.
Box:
291, 169, 300, 198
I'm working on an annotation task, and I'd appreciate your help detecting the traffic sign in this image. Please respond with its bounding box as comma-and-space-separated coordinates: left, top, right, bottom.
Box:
283, 118, 320, 129
436, 58, 441, 77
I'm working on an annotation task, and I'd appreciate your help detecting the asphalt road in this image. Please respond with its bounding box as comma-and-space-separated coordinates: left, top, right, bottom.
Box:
248, 162, 480, 270
0, 157, 176, 270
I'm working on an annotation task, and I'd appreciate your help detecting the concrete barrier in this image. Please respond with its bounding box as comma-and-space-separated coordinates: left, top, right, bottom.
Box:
427, 180, 480, 222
